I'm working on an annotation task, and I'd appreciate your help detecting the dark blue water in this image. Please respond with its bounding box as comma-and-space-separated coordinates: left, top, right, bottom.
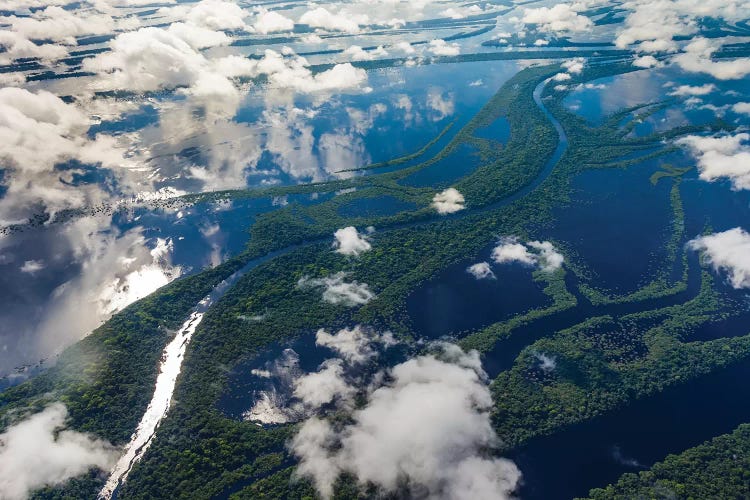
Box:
399, 144, 482, 188
548, 159, 674, 294
337, 195, 418, 218
407, 258, 549, 339
473, 116, 511, 145
511, 355, 750, 500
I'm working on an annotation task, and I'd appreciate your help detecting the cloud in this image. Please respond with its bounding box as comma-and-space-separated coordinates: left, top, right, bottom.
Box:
428, 39, 460, 56
0, 87, 132, 224
615, 0, 750, 54
432, 188, 465, 214
293, 358, 356, 410
290, 343, 521, 499
466, 262, 496, 280
491, 237, 536, 266
533, 352, 557, 373
733, 103, 750, 116
426, 89, 455, 121
527, 240, 565, 272
32, 222, 182, 358
676, 133, 750, 190
491, 237, 564, 272
1, 6, 115, 44
561, 57, 585, 75
633, 55, 661, 68
522, 4, 592, 33
253, 8, 294, 34
689, 228, 750, 289
669, 83, 716, 96
299, 7, 367, 33
298, 272, 375, 306
0, 403, 117, 500
332, 226, 372, 257
19, 260, 45, 274
160, 0, 250, 31
315, 325, 393, 363
673, 38, 750, 80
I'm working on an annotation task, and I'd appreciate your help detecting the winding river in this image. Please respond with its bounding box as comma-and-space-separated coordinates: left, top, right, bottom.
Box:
98, 76, 566, 497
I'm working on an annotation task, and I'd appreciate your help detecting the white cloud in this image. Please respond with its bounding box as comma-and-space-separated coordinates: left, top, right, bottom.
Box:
0, 30, 68, 65
491, 237, 536, 266
32, 222, 182, 358
332, 226, 372, 256
290, 344, 521, 499
428, 39, 460, 56
315, 325, 393, 363
431, 188, 465, 214
562, 57, 585, 74
522, 4, 592, 33
298, 272, 375, 306
466, 262, 496, 280
0, 403, 117, 500
528, 240, 565, 272
0, 88, 131, 224
533, 352, 557, 373
254, 8, 294, 34
732, 102, 750, 116
1, 6, 115, 44
174, 0, 249, 31
491, 237, 564, 272
668, 83, 717, 97
615, 0, 750, 54
299, 7, 366, 33
673, 38, 750, 80
293, 358, 356, 410
20, 260, 45, 274
689, 228, 750, 288
426, 89, 455, 122
677, 133, 750, 190
633, 55, 662, 68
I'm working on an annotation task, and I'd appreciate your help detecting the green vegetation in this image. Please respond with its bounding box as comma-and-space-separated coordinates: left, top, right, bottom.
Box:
9, 54, 748, 500
586, 424, 750, 499
491, 271, 750, 449
460, 268, 577, 353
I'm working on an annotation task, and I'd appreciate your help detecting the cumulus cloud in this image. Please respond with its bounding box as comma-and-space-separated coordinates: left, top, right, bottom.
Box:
673, 38, 750, 80
290, 343, 521, 499
732, 103, 750, 116
669, 83, 716, 96
533, 352, 557, 373
298, 272, 375, 306
527, 240, 565, 272
491, 237, 564, 272
428, 39, 460, 56
676, 133, 750, 190
0, 403, 117, 500
293, 358, 356, 410
689, 228, 750, 288
466, 262, 496, 280
491, 237, 536, 266
432, 188, 465, 214
253, 8, 294, 34
1, 6, 115, 44
616, 0, 750, 54
315, 325, 393, 363
426, 90, 455, 121
0, 88, 132, 224
299, 7, 367, 33
522, 4, 592, 33
160, 0, 250, 31
633, 55, 662, 68
333, 226, 372, 256
19, 260, 45, 274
